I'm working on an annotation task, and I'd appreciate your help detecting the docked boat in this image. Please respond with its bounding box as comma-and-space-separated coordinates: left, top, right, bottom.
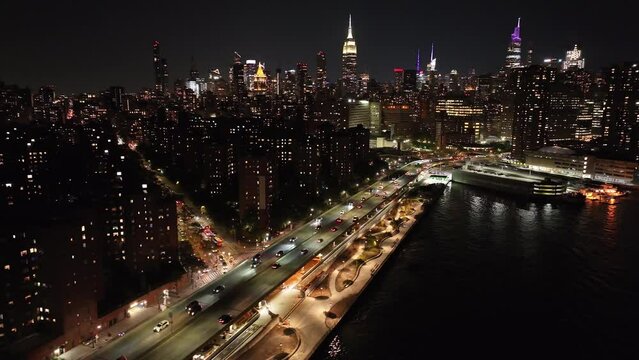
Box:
579, 184, 630, 204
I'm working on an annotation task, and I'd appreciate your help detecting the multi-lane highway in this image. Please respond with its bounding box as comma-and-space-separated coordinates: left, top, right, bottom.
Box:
93, 161, 425, 360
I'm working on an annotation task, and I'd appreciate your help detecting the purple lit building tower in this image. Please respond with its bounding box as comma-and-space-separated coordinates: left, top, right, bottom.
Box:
505, 18, 522, 69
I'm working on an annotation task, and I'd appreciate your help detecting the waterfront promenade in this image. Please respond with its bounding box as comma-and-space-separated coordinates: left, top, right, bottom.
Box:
234, 194, 432, 360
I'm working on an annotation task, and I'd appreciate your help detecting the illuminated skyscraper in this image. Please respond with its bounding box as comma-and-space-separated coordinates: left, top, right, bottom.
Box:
244, 60, 257, 91
316, 51, 327, 91
563, 45, 585, 70
238, 155, 276, 231
427, 43, 437, 72
505, 18, 522, 70
152, 41, 169, 93
230, 52, 247, 101
341, 15, 358, 97
296, 62, 310, 101
394, 68, 404, 92
511, 65, 558, 160
602, 62, 639, 160
253, 62, 268, 93
358, 72, 370, 97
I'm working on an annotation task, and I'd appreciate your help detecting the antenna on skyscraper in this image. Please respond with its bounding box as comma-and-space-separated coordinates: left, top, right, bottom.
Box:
430, 43, 435, 62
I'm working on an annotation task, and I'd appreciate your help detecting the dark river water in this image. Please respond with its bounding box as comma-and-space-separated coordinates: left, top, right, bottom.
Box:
312, 183, 639, 359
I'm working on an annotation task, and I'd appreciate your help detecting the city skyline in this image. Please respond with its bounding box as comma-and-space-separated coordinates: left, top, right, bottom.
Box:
1, 0, 637, 93
2, 3, 639, 359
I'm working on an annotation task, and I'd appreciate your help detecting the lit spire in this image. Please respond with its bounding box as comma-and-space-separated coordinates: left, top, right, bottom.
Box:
416, 48, 421, 72
256, 62, 266, 78
511, 17, 522, 43
342, 15, 357, 55
428, 43, 437, 72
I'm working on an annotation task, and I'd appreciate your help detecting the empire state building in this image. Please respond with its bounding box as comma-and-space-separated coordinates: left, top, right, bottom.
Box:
341, 15, 358, 97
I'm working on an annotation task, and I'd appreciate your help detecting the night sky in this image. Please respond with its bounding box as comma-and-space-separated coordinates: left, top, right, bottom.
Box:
1, 0, 636, 94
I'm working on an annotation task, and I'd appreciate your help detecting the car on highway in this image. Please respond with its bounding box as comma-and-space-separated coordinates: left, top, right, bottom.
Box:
213, 285, 225, 293
339, 210, 346, 215
361, 196, 366, 201
276, 250, 285, 257
356, 203, 363, 209
251, 253, 262, 268
186, 301, 202, 316
300, 249, 309, 255
353, 216, 359, 222
330, 227, 337, 232
153, 320, 169, 332
335, 218, 343, 224
317, 238, 324, 243
271, 262, 281, 269
218, 314, 232, 324
289, 237, 297, 243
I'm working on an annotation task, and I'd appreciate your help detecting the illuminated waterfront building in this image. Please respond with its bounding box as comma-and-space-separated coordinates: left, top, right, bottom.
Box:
602, 62, 639, 160
511, 65, 558, 160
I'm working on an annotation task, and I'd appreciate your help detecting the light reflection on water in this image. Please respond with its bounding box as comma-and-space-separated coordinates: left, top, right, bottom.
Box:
313, 184, 639, 359
326, 334, 345, 359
